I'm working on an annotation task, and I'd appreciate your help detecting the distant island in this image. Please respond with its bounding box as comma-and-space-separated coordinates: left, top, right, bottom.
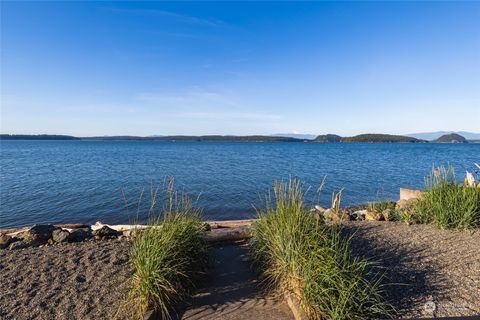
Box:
407, 131, 480, 141
314, 134, 342, 142
0, 134, 80, 140
0, 134, 303, 142
434, 133, 468, 143
1, 133, 477, 143
341, 134, 425, 143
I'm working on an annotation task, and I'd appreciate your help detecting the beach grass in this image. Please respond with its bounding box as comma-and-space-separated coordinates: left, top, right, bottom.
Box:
122, 180, 208, 319
413, 165, 480, 229
367, 200, 396, 213
251, 179, 392, 320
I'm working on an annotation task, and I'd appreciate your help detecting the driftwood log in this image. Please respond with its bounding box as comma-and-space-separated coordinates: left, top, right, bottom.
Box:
205, 225, 252, 243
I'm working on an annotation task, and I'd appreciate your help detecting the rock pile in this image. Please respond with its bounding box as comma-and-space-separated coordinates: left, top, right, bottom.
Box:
315, 201, 413, 223
1, 224, 125, 250
313, 188, 425, 223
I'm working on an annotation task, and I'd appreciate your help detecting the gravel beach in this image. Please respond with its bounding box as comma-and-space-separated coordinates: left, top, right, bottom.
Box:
0, 240, 132, 320
342, 221, 480, 318
1, 222, 479, 319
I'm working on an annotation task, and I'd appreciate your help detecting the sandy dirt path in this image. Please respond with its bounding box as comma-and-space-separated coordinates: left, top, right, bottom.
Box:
180, 241, 293, 320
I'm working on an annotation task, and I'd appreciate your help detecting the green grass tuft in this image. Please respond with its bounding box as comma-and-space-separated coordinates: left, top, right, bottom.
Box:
413, 165, 480, 229
251, 179, 392, 320
122, 180, 208, 319
367, 200, 396, 213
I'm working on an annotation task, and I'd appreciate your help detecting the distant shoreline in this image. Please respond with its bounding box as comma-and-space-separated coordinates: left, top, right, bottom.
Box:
1, 133, 479, 143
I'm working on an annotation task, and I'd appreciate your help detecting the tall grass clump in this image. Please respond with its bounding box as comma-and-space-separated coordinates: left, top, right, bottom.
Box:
414, 165, 480, 229
251, 179, 392, 320
123, 179, 208, 319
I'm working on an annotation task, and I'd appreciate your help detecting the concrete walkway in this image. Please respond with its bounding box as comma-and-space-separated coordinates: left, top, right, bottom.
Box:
180, 241, 293, 320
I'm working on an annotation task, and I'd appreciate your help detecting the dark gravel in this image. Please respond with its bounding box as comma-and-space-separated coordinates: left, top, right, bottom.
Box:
342, 221, 480, 318
0, 239, 133, 320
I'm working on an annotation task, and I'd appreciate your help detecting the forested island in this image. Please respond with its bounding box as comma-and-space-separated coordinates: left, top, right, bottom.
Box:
434, 133, 468, 143
0, 134, 80, 140
341, 134, 425, 143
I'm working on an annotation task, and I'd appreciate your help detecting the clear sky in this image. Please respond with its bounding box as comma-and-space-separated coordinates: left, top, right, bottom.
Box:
1, 1, 479, 137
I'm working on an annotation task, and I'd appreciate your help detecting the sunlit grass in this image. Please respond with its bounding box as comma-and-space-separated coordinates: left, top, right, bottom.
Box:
413, 165, 480, 229
367, 200, 396, 213
121, 179, 208, 319
251, 179, 392, 320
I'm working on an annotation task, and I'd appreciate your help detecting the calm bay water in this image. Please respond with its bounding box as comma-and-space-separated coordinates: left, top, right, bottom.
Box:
0, 140, 478, 228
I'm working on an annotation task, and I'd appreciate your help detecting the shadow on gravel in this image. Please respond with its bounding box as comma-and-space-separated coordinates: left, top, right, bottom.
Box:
340, 223, 446, 317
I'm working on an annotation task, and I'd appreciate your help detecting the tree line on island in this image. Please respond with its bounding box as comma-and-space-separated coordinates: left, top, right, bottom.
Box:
0, 132, 475, 143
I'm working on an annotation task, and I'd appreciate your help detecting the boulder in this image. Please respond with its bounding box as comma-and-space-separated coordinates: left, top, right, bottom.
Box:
365, 211, 384, 221
382, 209, 395, 221
93, 226, 121, 240
52, 229, 71, 243
16, 224, 59, 243
324, 209, 351, 222
351, 210, 367, 221
399, 188, 424, 201
69, 227, 93, 242
0, 234, 12, 249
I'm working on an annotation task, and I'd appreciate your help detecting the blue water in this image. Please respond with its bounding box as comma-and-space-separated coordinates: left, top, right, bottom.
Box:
0, 140, 478, 228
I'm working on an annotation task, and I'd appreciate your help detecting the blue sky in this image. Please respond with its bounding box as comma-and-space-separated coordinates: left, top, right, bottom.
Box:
1, 1, 479, 136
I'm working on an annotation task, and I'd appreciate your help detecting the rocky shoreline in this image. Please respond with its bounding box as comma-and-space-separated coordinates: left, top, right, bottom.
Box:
0, 188, 424, 251
0, 224, 125, 250
0, 219, 254, 251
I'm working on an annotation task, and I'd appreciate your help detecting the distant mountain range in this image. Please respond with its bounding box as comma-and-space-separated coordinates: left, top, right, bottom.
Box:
406, 131, 480, 141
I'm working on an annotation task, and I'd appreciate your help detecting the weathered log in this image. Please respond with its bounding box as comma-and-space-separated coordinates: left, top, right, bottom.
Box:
54, 223, 89, 229
206, 219, 255, 229
0, 227, 30, 236
204, 225, 251, 243
91, 221, 151, 232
